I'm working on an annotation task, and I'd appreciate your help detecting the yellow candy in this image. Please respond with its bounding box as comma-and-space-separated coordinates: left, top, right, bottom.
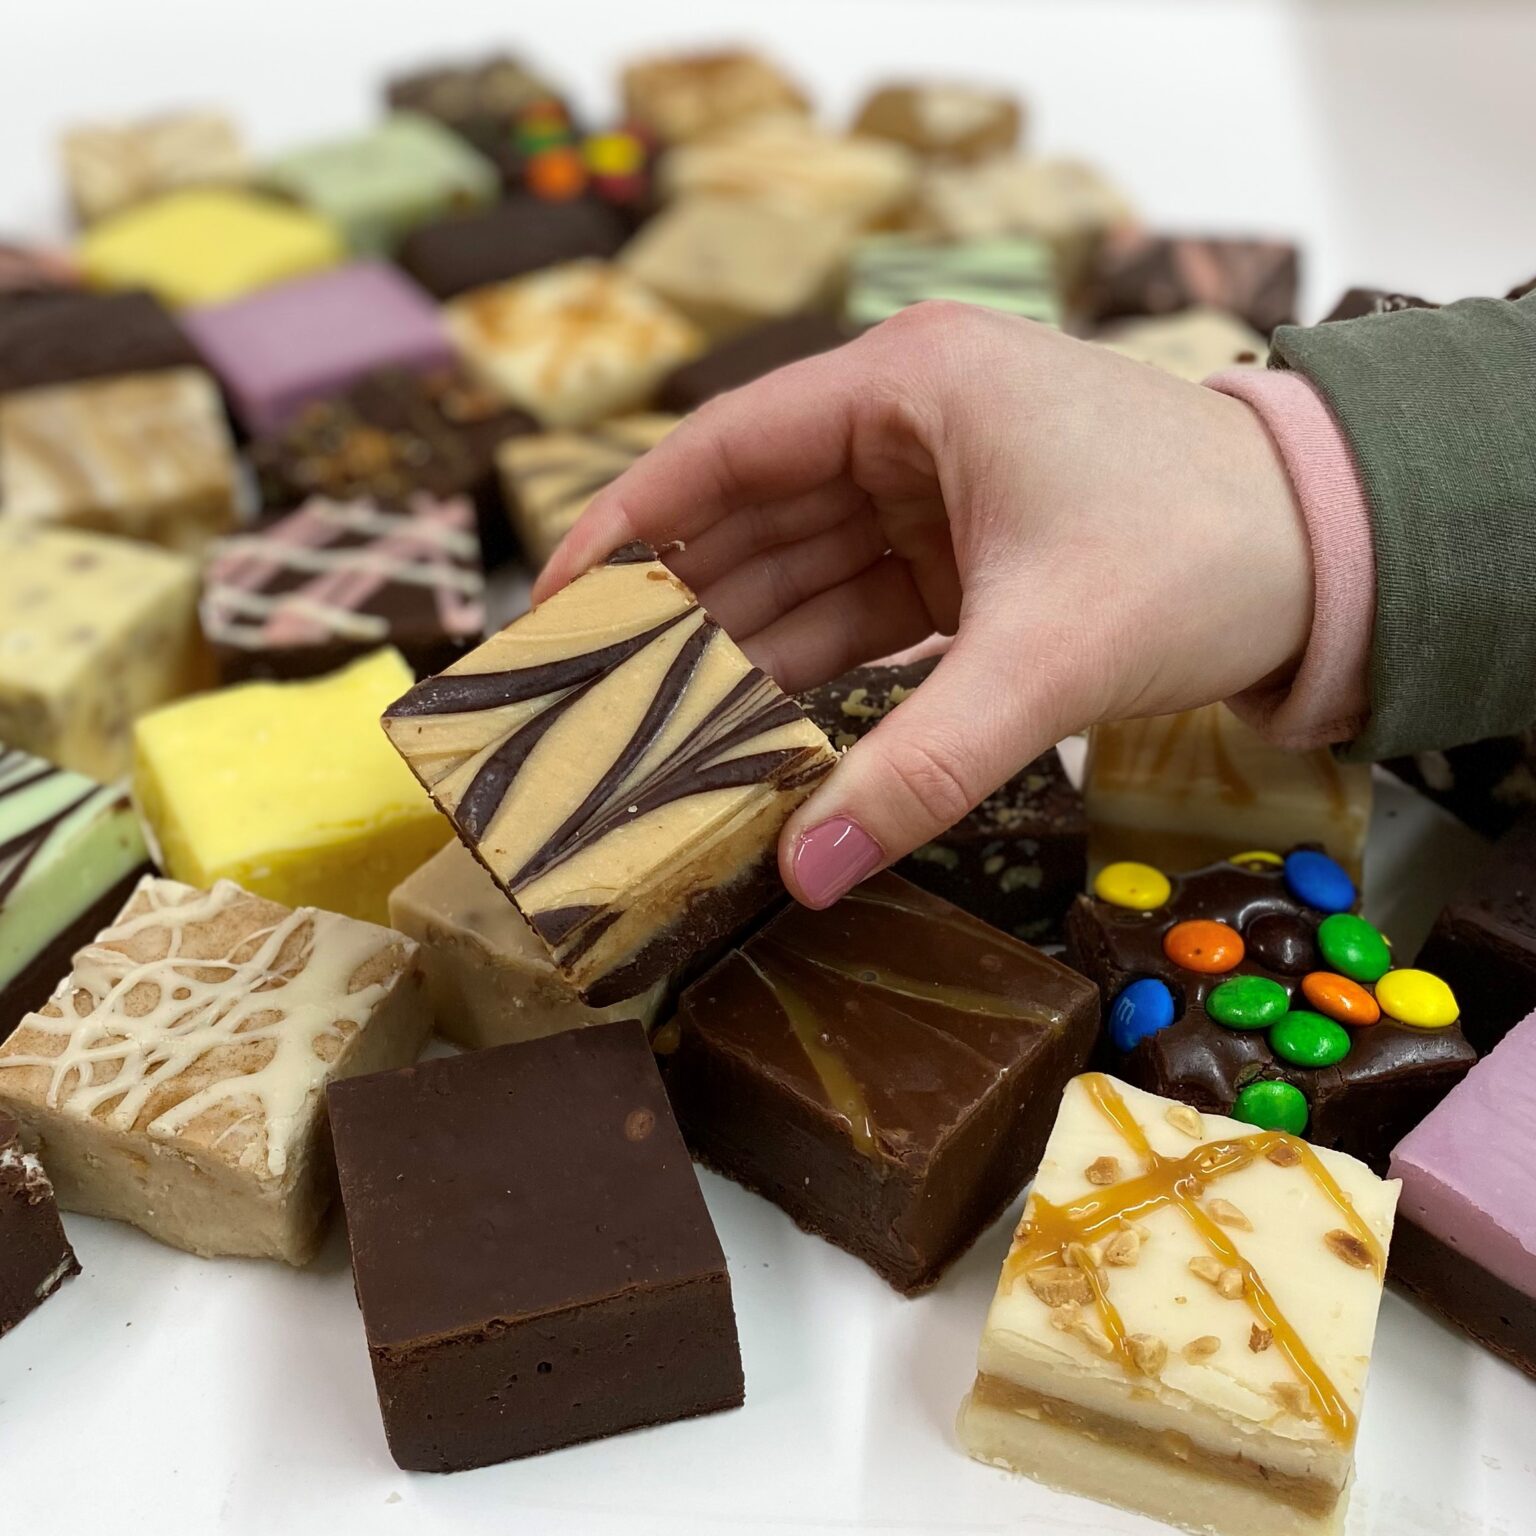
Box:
1094, 860, 1171, 911
1230, 849, 1283, 868
1375, 968, 1459, 1029
585, 132, 644, 178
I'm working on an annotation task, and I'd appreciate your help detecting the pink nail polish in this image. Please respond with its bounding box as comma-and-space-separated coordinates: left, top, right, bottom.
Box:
792, 816, 884, 908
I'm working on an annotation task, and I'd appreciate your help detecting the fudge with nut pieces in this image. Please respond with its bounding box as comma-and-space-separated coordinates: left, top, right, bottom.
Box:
61, 110, 246, 225
0, 1110, 79, 1336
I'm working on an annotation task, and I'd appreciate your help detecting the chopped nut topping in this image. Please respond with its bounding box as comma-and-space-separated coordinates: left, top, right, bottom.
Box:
1103, 1229, 1141, 1267
1066, 1240, 1104, 1272
1073, 1319, 1117, 1357
1048, 1302, 1082, 1333
1266, 1139, 1302, 1167
1188, 1255, 1224, 1285
1249, 1325, 1274, 1353
1165, 1103, 1204, 1139
1128, 1333, 1168, 1375
1216, 1266, 1245, 1299
1182, 1335, 1221, 1362
1207, 1198, 1252, 1231
1027, 1266, 1094, 1308
1271, 1381, 1314, 1418
1085, 1156, 1121, 1185
1325, 1229, 1373, 1269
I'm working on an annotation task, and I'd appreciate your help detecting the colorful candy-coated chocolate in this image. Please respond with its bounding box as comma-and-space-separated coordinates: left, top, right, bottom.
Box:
1269, 1010, 1351, 1067
1375, 968, 1459, 1029
1301, 971, 1381, 1026
1230, 849, 1282, 868
1109, 977, 1176, 1052
1205, 974, 1289, 1030
1243, 912, 1317, 975
1162, 918, 1244, 974
1094, 860, 1170, 911
1316, 912, 1392, 984
1282, 849, 1355, 914
1232, 1079, 1309, 1135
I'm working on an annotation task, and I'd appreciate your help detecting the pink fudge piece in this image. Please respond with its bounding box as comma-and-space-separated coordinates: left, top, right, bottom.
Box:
184, 262, 455, 433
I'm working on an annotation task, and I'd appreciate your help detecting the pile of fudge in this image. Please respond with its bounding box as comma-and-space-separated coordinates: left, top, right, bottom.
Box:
1, 43, 1533, 1536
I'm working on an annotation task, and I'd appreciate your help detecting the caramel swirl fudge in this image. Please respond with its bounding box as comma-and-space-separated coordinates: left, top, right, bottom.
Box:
960, 1073, 1398, 1536
0, 877, 427, 1264
383, 548, 837, 1004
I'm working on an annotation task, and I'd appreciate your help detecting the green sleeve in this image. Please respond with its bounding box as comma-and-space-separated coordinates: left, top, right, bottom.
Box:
1269, 293, 1536, 760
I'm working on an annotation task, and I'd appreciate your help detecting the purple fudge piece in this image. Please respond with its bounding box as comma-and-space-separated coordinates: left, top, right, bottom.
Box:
185, 262, 456, 434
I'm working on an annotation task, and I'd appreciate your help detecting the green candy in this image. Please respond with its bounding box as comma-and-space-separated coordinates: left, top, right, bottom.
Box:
1317, 912, 1392, 984
1269, 1010, 1351, 1068
1206, 975, 1290, 1030
1232, 1079, 1309, 1136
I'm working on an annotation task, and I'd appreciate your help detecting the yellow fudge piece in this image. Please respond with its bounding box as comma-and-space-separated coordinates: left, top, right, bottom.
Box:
133, 648, 448, 924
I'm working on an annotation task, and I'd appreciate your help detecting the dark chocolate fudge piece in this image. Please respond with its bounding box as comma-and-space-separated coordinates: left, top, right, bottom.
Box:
328, 1020, 743, 1471
1322, 287, 1436, 323
1384, 732, 1536, 839
657, 313, 851, 412
659, 871, 1100, 1293
0, 288, 198, 395
0, 1110, 80, 1337
799, 658, 1085, 942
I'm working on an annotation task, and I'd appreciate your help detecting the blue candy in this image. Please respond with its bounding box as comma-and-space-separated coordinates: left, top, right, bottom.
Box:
1109, 977, 1177, 1052
1283, 850, 1356, 914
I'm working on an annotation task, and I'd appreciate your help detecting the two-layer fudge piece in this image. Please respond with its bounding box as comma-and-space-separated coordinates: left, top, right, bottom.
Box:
0, 745, 150, 1043
329, 1020, 743, 1470
799, 658, 1085, 942
60, 110, 246, 225
1066, 848, 1476, 1170
657, 314, 849, 412
852, 83, 1022, 162
0, 288, 198, 395
0, 876, 426, 1263
621, 49, 809, 143
1389, 1008, 1536, 1377
960, 1073, 1398, 1536
1099, 307, 1268, 381
846, 234, 1060, 329
382, 547, 837, 1004
661, 871, 1099, 1292
135, 648, 449, 925
0, 1110, 79, 1336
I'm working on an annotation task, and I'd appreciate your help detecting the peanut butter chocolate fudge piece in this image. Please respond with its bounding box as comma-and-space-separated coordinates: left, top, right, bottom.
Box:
0, 1109, 79, 1336
382, 549, 837, 1004
329, 1020, 743, 1470
0, 289, 197, 396
661, 871, 1099, 1292
960, 1073, 1398, 1536
61, 110, 247, 225
0, 876, 427, 1263
852, 82, 1023, 163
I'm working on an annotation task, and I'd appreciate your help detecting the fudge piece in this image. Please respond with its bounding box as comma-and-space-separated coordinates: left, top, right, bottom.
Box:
264, 115, 499, 257
0, 525, 205, 781
661, 871, 1099, 1292
846, 233, 1060, 329
1383, 732, 1536, 839
1084, 705, 1372, 881
0, 243, 80, 303
496, 415, 679, 568
852, 83, 1022, 162
444, 260, 703, 429
1389, 1008, 1536, 1378
657, 313, 848, 412
0, 368, 239, 554
381, 548, 837, 1004
201, 495, 485, 684
0, 289, 198, 396
329, 1020, 743, 1470
960, 1072, 1397, 1536
0, 1110, 79, 1336
397, 195, 627, 300
799, 658, 1085, 942
1099, 307, 1268, 381
61, 110, 246, 225
135, 648, 449, 925
1322, 287, 1436, 323
0, 876, 426, 1263
184, 262, 456, 435
0, 746, 150, 1045
1065, 849, 1477, 1170
77, 187, 342, 308
622, 197, 850, 339
389, 839, 666, 1050
386, 53, 570, 164
1507, 275, 1536, 301
621, 50, 808, 143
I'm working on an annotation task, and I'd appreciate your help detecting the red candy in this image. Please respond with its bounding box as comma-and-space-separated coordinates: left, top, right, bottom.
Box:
1163, 920, 1244, 974
1301, 971, 1381, 1026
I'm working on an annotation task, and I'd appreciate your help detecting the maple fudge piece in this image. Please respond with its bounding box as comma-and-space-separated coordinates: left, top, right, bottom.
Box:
960, 1072, 1397, 1536
621, 50, 808, 144
846, 233, 1059, 329
0, 289, 197, 396
386, 53, 571, 164
0, 876, 426, 1263
1084, 705, 1372, 881
1066, 849, 1476, 1171
330, 1020, 742, 1470
0, 1110, 79, 1336
0, 368, 239, 554
135, 648, 449, 925
1389, 1008, 1536, 1378
382, 548, 836, 1004
201, 495, 485, 684
61, 110, 246, 225
1099, 307, 1268, 381
445, 260, 703, 429
0, 525, 204, 781
0, 243, 80, 303
661, 871, 1098, 1292
799, 658, 1084, 942
852, 82, 1022, 162
496, 414, 680, 567
657, 313, 848, 412
78, 188, 342, 308
0, 746, 150, 1045
1322, 287, 1436, 323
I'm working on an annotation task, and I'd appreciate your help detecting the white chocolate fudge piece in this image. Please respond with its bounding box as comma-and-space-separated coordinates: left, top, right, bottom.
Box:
960, 1073, 1397, 1536
0, 877, 427, 1264
1100, 307, 1269, 381
621, 50, 809, 144
61, 110, 247, 225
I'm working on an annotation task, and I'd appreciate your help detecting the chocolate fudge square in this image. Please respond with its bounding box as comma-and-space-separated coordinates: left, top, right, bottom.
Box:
657, 313, 849, 412
660, 871, 1100, 1293
0, 288, 197, 396
329, 1020, 743, 1471
0, 1109, 80, 1337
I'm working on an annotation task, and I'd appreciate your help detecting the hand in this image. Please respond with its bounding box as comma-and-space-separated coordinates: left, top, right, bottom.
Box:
534, 302, 1311, 909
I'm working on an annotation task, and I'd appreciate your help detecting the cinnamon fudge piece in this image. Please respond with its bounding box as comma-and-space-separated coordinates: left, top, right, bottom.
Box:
0, 1110, 79, 1336
661, 871, 1098, 1292
382, 548, 836, 1004
960, 1072, 1398, 1536
852, 82, 1022, 162
61, 110, 246, 225
1099, 307, 1268, 381
0, 876, 427, 1263
621, 49, 808, 144
0, 289, 198, 396
846, 233, 1059, 329
329, 1020, 743, 1470
0, 368, 239, 554
657, 313, 849, 412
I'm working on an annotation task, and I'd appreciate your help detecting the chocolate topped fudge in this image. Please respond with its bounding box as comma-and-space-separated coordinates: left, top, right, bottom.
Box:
0, 1110, 80, 1337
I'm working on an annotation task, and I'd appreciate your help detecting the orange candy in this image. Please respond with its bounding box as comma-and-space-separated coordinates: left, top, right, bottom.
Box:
527, 148, 587, 200
1301, 971, 1381, 1026
1163, 920, 1244, 974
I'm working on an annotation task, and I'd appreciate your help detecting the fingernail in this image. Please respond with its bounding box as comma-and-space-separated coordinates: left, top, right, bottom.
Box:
791, 816, 884, 908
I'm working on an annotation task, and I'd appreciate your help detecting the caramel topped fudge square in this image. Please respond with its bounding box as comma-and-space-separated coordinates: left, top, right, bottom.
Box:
0, 876, 427, 1263
382, 548, 837, 1004
61, 110, 246, 225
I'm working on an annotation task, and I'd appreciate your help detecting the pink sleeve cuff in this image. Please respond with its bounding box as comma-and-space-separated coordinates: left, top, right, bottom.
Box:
1205, 368, 1375, 750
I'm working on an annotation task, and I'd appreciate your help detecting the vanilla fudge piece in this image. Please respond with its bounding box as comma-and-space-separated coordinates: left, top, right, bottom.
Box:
444, 260, 704, 429
1084, 704, 1372, 880
0, 368, 239, 554
1099, 307, 1269, 381
852, 83, 1022, 162
61, 110, 246, 225
496, 414, 680, 567
621, 50, 809, 144
0, 876, 426, 1263
0, 525, 205, 781
0, 1109, 79, 1335
960, 1073, 1398, 1536
382, 548, 837, 1005
846, 233, 1059, 328
134, 648, 449, 926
